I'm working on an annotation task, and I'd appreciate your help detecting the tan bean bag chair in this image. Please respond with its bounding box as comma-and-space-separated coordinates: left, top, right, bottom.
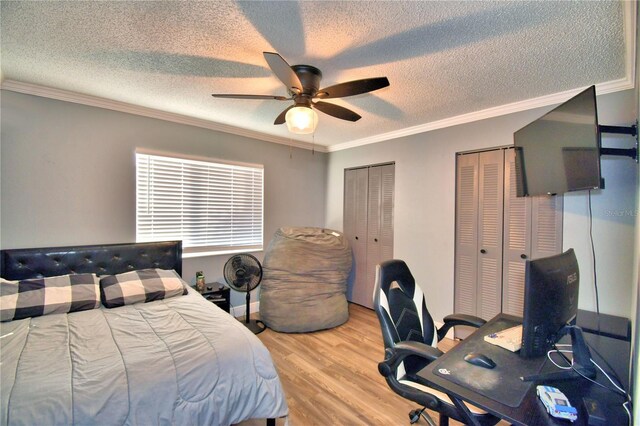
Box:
259, 227, 352, 332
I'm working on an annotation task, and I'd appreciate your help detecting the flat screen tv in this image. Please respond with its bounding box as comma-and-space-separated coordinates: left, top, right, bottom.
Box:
514, 85, 601, 197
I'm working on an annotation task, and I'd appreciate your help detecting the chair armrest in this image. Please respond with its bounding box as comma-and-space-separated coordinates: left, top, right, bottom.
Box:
377, 341, 445, 411
437, 314, 487, 341
378, 341, 443, 377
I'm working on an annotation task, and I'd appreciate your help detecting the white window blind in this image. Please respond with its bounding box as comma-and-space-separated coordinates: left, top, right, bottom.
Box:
136, 152, 264, 256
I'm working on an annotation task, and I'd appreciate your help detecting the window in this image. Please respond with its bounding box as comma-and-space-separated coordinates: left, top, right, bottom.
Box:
136, 152, 263, 257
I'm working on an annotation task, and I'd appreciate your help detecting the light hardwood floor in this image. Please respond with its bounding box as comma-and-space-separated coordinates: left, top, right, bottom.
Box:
239, 303, 469, 426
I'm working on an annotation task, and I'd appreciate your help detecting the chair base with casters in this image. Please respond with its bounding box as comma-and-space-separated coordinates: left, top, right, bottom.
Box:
373, 259, 499, 426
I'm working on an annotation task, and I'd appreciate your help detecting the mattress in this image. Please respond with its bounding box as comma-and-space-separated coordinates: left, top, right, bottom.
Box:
0, 287, 288, 426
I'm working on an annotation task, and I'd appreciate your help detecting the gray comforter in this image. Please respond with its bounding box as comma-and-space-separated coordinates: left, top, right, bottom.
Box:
0, 287, 288, 426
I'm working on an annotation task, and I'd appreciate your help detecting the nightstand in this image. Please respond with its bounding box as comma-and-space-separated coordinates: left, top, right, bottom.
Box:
199, 284, 231, 313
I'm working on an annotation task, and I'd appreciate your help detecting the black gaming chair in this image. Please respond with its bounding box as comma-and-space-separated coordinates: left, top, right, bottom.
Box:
373, 259, 499, 426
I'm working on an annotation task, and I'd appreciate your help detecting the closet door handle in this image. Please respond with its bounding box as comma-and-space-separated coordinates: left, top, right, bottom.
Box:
374, 238, 378, 242
520, 254, 527, 259
480, 249, 487, 254
355, 236, 359, 240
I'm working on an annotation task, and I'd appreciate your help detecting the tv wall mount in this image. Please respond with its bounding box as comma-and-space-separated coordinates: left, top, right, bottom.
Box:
599, 120, 638, 162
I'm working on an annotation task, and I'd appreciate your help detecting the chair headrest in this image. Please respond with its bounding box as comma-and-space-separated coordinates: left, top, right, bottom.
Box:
377, 259, 416, 298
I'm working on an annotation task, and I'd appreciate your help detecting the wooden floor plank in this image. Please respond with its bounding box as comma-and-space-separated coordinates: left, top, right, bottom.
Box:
237, 303, 507, 426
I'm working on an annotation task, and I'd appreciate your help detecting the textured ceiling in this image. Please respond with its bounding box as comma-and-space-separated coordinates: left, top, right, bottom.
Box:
0, 1, 632, 149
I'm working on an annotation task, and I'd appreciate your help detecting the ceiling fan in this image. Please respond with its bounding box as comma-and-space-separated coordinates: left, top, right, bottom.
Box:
212, 52, 390, 134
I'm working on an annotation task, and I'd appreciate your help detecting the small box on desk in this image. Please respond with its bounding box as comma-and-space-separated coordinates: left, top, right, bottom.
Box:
583, 397, 606, 426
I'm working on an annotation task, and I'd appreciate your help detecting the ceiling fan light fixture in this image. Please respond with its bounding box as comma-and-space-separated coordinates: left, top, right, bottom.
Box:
285, 106, 317, 134
212, 52, 389, 130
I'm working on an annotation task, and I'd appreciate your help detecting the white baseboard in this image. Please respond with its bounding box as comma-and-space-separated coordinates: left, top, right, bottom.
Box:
231, 300, 260, 318
230, 307, 457, 338
229, 309, 456, 335
231, 305, 455, 336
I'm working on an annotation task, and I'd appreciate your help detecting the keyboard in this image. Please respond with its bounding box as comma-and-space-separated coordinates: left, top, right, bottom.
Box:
484, 324, 523, 352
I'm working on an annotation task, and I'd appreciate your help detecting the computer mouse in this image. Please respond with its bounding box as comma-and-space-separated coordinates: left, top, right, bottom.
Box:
464, 352, 496, 369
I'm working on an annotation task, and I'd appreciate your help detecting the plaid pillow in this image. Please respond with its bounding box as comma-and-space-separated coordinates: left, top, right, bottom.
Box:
100, 269, 187, 308
0, 274, 100, 322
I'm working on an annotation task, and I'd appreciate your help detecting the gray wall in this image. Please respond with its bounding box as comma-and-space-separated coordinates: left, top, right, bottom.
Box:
326, 89, 638, 323
631, 5, 639, 413
0, 90, 327, 307
2, 88, 638, 322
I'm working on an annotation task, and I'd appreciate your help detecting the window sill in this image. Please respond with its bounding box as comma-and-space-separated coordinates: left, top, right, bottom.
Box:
182, 247, 262, 259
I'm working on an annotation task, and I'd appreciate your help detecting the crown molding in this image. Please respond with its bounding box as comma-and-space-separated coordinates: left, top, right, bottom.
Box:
623, 0, 637, 91
2, 0, 634, 155
0, 80, 329, 154
2, 71, 633, 156
327, 77, 634, 152
329, 1, 636, 152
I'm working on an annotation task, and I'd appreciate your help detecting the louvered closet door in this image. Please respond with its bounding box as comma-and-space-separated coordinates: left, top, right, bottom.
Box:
343, 169, 358, 301
476, 149, 504, 320
363, 166, 382, 308
379, 165, 395, 264
454, 154, 480, 318
455, 148, 563, 322
502, 148, 532, 316
530, 195, 563, 260
502, 148, 563, 317
345, 168, 370, 307
363, 164, 395, 308
366, 164, 395, 300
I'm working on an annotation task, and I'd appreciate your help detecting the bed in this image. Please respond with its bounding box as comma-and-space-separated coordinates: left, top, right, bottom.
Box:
0, 241, 288, 426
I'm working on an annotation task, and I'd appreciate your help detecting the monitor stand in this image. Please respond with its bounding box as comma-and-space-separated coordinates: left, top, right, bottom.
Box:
521, 325, 597, 382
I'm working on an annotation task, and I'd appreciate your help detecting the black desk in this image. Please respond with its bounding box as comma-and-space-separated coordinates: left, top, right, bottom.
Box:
417, 314, 629, 426
576, 309, 631, 341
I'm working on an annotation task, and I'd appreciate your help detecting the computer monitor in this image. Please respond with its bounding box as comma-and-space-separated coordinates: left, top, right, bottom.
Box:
520, 248, 579, 358
520, 248, 596, 381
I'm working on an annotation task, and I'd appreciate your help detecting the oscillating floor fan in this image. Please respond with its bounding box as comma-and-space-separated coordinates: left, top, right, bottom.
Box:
223, 253, 266, 334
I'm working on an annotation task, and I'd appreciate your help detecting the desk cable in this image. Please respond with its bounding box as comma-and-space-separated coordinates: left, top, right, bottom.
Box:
587, 190, 600, 317
546, 345, 573, 370
550, 343, 631, 424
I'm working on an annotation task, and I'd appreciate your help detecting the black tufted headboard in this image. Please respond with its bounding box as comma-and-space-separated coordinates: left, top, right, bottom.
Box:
0, 241, 182, 280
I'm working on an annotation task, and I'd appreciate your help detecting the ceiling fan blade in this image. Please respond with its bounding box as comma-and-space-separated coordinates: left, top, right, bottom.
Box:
316, 77, 389, 99
263, 52, 303, 94
212, 94, 290, 100
314, 101, 361, 122
274, 105, 294, 125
